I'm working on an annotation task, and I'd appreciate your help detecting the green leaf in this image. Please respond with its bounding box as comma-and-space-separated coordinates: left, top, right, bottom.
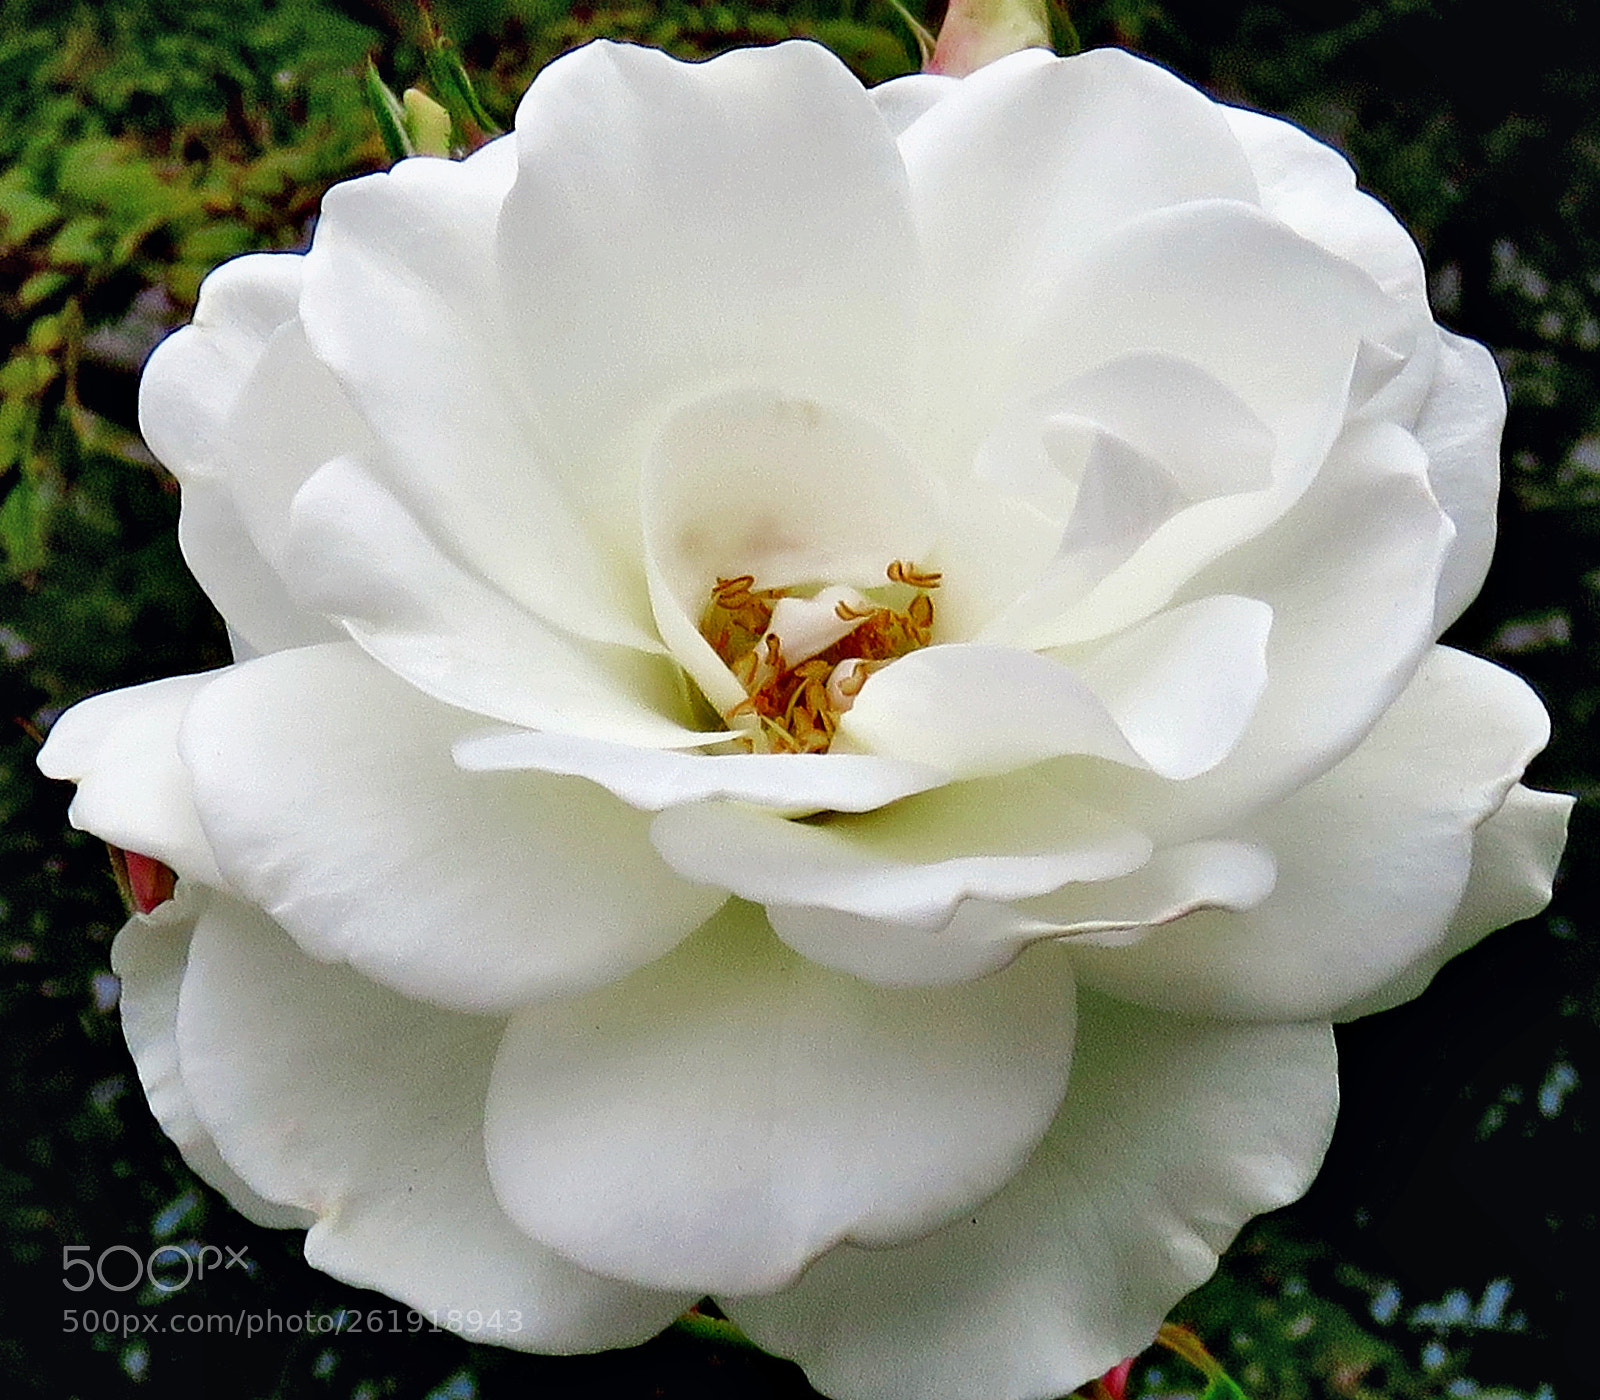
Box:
0, 470, 53, 576
1201, 1375, 1250, 1400
423, 37, 501, 139
364, 60, 414, 162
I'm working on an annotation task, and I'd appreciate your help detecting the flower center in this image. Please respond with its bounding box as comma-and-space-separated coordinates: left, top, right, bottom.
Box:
698, 561, 940, 753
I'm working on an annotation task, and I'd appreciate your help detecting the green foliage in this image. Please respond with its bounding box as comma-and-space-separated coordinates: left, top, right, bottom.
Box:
4, 1, 1596, 1398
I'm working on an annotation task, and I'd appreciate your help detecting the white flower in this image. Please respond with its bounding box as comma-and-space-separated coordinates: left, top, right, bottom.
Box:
40, 39, 1569, 1400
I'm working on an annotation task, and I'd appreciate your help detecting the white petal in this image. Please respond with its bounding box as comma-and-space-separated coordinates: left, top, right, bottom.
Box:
639, 387, 942, 712
484, 901, 1078, 1294
650, 771, 1151, 928
1224, 105, 1427, 309
176, 477, 342, 655
111, 887, 311, 1228
966, 354, 1276, 640
1135, 418, 1455, 838
1415, 329, 1506, 628
177, 896, 693, 1347
1075, 594, 1273, 781
868, 71, 958, 137
768, 840, 1275, 987
179, 643, 724, 1012
455, 729, 947, 814
1069, 648, 1559, 1020
731, 994, 1338, 1400
988, 203, 1401, 648
1221, 105, 1435, 427
137, 251, 304, 483
1338, 782, 1571, 1020
282, 454, 712, 746
837, 644, 1145, 779
38, 671, 223, 885
1023, 839, 1278, 943
498, 40, 917, 488
299, 140, 657, 651
901, 48, 1257, 418
842, 602, 1275, 785
139, 256, 354, 653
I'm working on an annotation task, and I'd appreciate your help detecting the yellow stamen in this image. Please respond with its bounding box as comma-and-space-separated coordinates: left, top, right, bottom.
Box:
697, 561, 941, 753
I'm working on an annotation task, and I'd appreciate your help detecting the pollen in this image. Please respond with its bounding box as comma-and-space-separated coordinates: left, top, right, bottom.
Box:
698, 561, 940, 753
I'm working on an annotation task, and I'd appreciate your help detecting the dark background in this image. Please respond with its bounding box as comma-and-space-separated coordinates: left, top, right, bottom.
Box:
2, 0, 1595, 1395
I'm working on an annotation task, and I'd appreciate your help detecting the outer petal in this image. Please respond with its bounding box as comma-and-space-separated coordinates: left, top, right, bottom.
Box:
176, 895, 693, 1348
1132, 418, 1455, 838
1337, 782, 1571, 1020
1069, 648, 1558, 1021
176, 477, 342, 656
282, 454, 712, 746
38, 671, 223, 886
730, 993, 1339, 1400
137, 251, 303, 483
454, 729, 947, 814
1413, 329, 1506, 628
987, 202, 1405, 650
1224, 105, 1427, 311
768, 840, 1276, 987
900, 48, 1257, 435
299, 139, 657, 652
650, 771, 1152, 929
868, 71, 957, 137
498, 39, 919, 507
111, 886, 311, 1228
484, 901, 1078, 1295
138, 253, 348, 654
179, 643, 723, 1013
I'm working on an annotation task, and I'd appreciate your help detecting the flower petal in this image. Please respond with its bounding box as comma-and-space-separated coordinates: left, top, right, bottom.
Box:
282, 454, 712, 746
1145, 419, 1454, 833
137, 251, 304, 483
498, 39, 918, 483
900, 48, 1257, 414
454, 729, 947, 814
1414, 329, 1506, 628
730, 993, 1338, 1400
139, 254, 352, 654
111, 887, 312, 1228
837, 644, 1145, 778
1073, 594, 1273, 781
973, 202, 1403, 649
176, 895, 694, 1347
650, 771, 1151, 928
38, 671, 223, 885
299, 140, 658, 652
1224, 105, 1427, 310
484, 900, 1078, 1294
638, 387, 943, 713
768, 839, 1274, 987
1337, 781, 1572, 1020
969, 354, 1275, 643
868, 71, 958, 138
1068, 647, 1559, 1020
839, 597, 1269, 785
179, 643, 724, 1012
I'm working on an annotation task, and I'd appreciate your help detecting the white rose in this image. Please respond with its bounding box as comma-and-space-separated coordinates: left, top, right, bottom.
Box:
40, 39, 1569, 1400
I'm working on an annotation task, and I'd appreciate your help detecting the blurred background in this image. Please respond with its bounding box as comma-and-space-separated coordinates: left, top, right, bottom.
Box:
2, 0, 1595, 1395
